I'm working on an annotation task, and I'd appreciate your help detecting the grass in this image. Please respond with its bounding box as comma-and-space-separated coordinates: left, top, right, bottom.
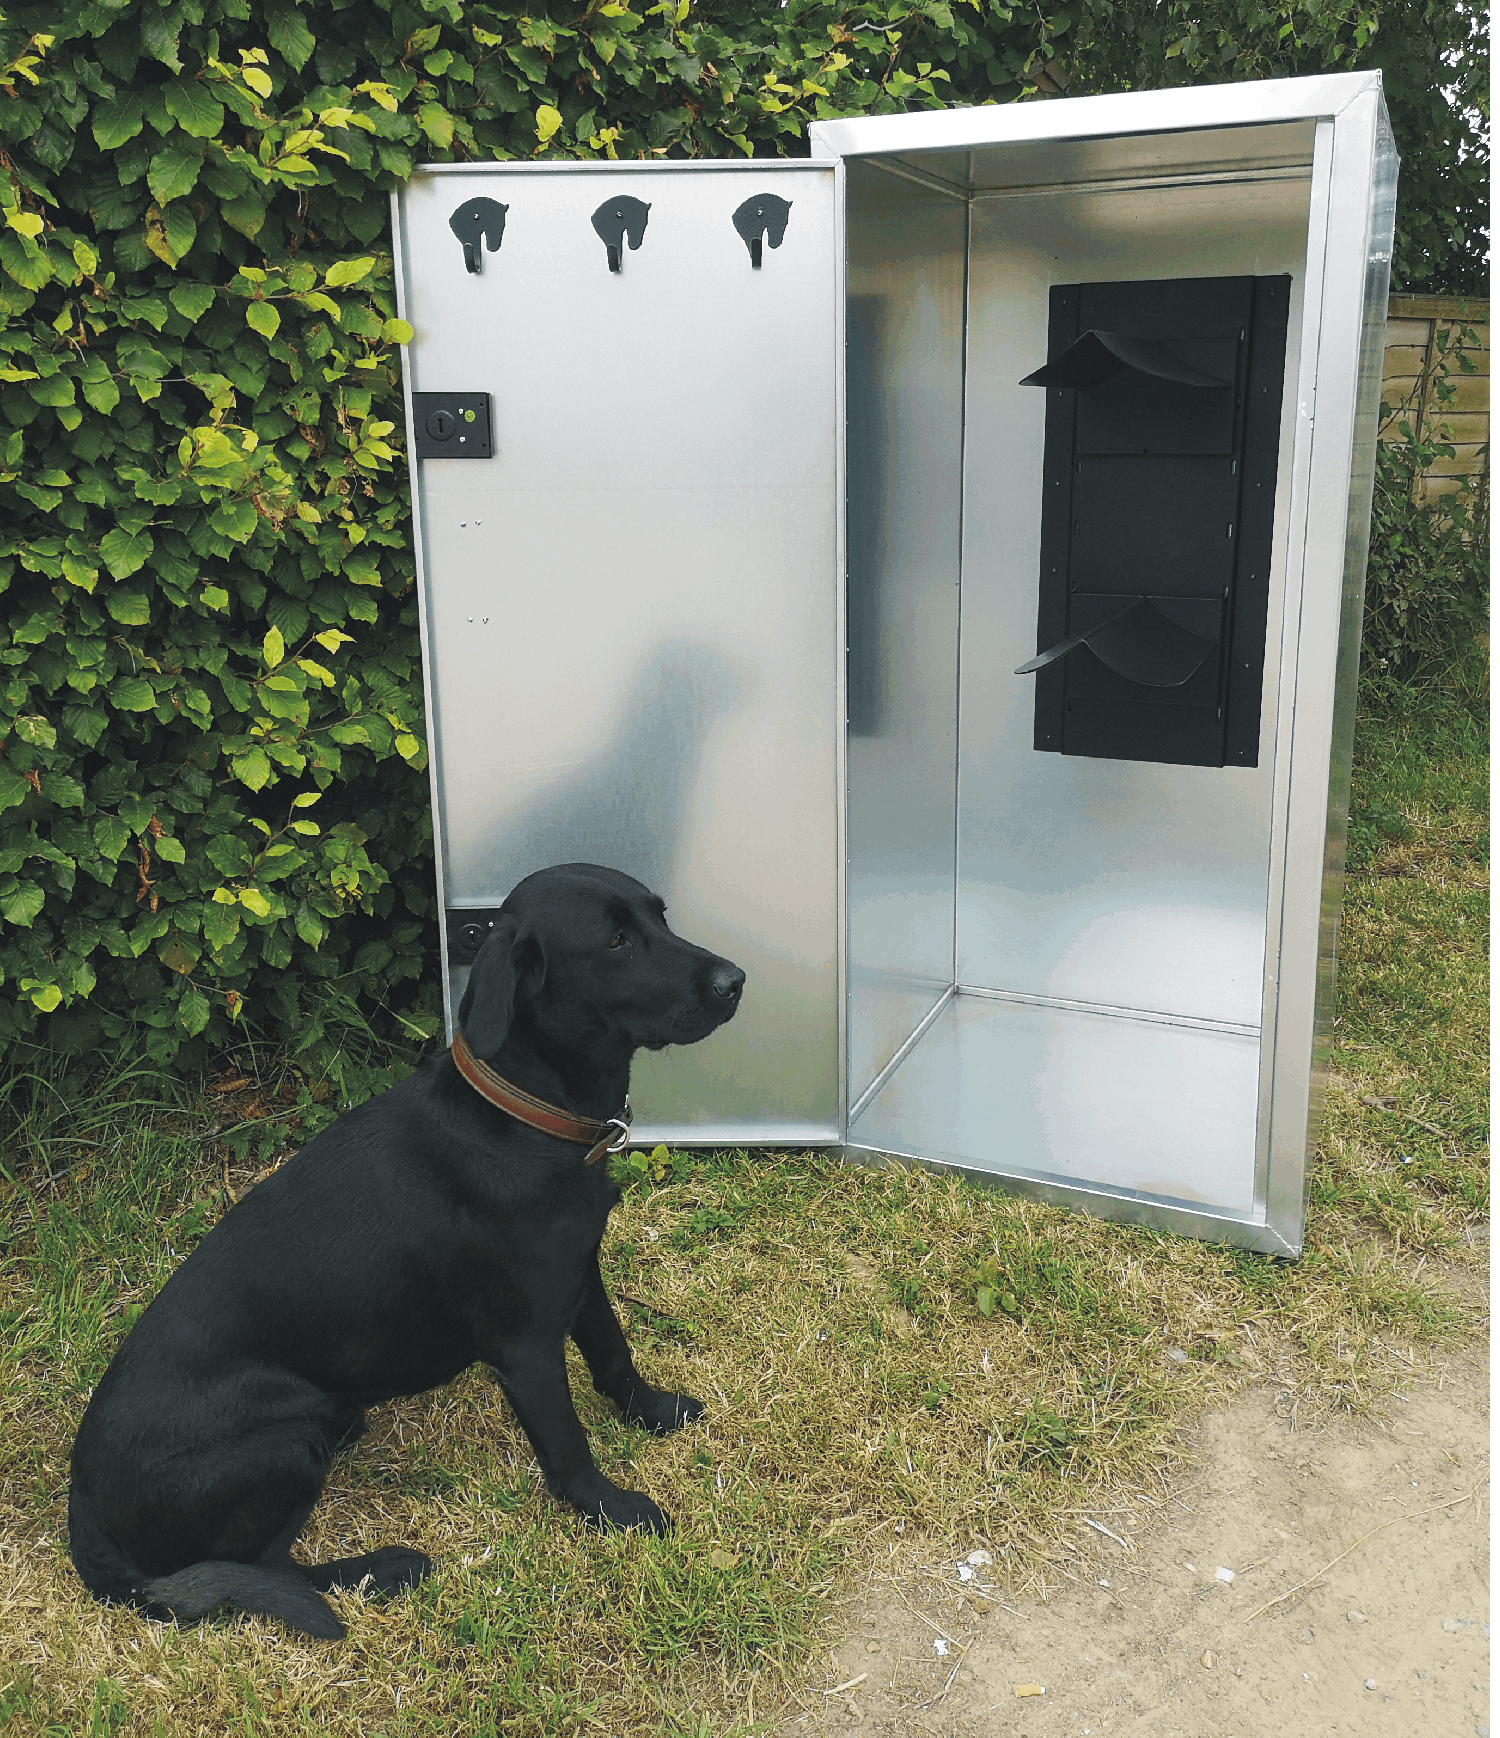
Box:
0, 646, 1487, 1737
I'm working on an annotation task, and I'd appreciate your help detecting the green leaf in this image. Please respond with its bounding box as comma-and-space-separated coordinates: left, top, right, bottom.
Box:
239, 885, 272, 917
267, 4, 318, 71
1, 879, 45, 926
204, 901, 240, 952
262, 626, 285, 668
163, 78, 225, 138
100, 528, 153, 580
148, 137, 204, 205
27, 981, 63, 1012
419, 102, 454, 150
245, 300, 281, 339
169, 282, 216, 321
209, 498, 257, 542
110, 676, 156, 711
232, 747, 272, 790
155, 834, 186, 864
94, 815, 131, 859
324, 256, 376, 289
93, 92, 146, 150
81, 368, 120, 414
105, 587, 152, 625
178, 985, 211, 1034
221, 189, 268, 240
41, 773, 84, 809
159, 933, 199, 974
13, 716, 57, 748
27, 373, 76, 408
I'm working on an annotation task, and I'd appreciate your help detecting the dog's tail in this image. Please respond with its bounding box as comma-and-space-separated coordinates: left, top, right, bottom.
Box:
67, 1482, 345, 1640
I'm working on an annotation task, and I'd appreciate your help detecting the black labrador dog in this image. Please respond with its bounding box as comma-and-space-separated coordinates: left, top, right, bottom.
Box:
68, 863, 745, 1640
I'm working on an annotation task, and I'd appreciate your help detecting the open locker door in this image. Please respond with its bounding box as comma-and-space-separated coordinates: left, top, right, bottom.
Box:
392, 162, 845, 1147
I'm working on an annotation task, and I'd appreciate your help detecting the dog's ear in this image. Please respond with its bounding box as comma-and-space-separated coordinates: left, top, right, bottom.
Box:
457, 918, 544, 1057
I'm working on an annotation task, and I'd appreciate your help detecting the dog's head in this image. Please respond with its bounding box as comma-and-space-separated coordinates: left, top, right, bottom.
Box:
457, 864, 744, 1065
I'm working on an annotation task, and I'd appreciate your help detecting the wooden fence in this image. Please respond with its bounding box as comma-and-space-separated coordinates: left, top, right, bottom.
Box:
1380, 294, 1490, 505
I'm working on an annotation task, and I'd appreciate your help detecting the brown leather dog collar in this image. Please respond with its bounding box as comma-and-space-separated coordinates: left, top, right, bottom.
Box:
450, 1028, 632, 1166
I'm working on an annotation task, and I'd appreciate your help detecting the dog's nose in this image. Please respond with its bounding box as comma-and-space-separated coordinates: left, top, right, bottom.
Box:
711, 965, 745, 1004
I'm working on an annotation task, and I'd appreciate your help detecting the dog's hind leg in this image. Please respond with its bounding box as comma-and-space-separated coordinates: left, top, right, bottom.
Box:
571, 1250, 705, 1435
295, 1548, 434, 1598
247, 1458, 433, 1604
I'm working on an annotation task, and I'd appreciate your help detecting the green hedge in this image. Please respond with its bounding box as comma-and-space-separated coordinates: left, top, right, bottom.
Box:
0, 0, 1485, 1069
0, 1, 1067, 1067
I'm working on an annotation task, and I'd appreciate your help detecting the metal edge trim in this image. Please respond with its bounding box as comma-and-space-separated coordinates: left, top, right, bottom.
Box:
389, 187, 456, 1044
1253, 118, 1336, 1224
405, 159, 829, 178
838, 1145, 1299, 1257
956, 984, 1260, 1039
630, 1125, 842, 1149
833, 158, 851, 1144
952, 180, 973, 1005
856, 157, 971, 202
847, 984, 958, 1126
1293, 91, 1396, 1244
806, 73, 1384, 160
968, 165, 1314, 203
1263, 95, 1384, 1254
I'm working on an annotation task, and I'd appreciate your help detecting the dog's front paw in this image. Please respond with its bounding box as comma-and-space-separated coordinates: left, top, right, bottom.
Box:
624, 1387, 705, 1435
572, 1479, 672, 1535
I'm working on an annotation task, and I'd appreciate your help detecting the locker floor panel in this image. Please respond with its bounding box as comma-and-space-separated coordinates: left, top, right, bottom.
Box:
847, 991, 1260, 1215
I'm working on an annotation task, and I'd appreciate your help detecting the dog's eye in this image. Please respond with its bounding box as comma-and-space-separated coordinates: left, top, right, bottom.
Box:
607, 931, 628, 950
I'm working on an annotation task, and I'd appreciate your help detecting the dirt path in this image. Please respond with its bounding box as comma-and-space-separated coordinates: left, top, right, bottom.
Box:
782, 1344, 1490, 1737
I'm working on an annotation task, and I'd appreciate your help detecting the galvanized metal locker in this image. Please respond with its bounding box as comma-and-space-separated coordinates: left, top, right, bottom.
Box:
391, 71, 1398, 1257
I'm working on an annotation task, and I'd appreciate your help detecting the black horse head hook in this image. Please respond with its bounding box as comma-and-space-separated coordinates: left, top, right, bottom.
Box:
449, 197, 509, 275
731, 193, 792, 268
590, 196, 651, 274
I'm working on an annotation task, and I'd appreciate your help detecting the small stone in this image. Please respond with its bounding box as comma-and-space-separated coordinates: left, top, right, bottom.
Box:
1216, 1565, 1235, 1583
1365, 1679, 1377, 1690
1443, 1617, 1466, 1633
1166, 1347, 1188, 1364
966, 1549, 994, 1567
1347, 1610, 1367, 1623
1298, 1630, 1314, 1644
1201, 1651, 1215, 1668
866, 1642, 881, 1654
